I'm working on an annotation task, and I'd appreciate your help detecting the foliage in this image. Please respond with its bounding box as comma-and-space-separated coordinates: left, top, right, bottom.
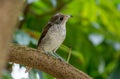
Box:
5, 0, 120, 79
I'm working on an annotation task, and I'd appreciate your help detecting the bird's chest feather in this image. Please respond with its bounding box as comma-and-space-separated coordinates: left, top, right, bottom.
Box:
40, 24, 66, 52
48, 24, 66, 44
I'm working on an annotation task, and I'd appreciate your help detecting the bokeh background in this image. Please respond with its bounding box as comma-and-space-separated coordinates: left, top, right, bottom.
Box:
3, 0, 120, 79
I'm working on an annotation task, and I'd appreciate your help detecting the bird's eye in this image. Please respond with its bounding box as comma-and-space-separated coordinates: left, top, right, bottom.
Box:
60, 17, 63, 21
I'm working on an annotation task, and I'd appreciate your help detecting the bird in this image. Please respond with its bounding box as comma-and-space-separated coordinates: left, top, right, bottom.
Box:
25, 13, 71, 73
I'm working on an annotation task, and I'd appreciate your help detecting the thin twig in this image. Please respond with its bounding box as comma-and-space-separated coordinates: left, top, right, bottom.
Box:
67, 47, 72, 63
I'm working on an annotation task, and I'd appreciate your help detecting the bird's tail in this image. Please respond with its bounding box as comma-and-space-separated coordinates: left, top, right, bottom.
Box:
25, 67, 32, 73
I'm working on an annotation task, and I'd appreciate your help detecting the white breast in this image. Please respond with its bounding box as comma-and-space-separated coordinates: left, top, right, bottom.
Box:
40, 24, 66, 52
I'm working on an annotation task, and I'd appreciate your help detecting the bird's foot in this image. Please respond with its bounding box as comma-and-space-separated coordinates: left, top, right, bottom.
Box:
44, 51, 52, 56
51, 52, 65, 61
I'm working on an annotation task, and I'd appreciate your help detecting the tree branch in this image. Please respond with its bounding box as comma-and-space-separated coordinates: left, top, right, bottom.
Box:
8, 44, 92, 79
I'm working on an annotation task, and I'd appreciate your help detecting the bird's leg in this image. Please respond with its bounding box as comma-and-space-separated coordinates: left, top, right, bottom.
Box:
52, 50, 65, 61
49, 51, 58, 58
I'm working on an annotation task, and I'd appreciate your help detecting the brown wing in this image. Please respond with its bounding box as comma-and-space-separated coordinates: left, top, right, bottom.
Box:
37, 23, 53, 47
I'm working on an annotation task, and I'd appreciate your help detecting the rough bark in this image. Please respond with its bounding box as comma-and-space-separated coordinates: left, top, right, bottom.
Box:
0, 0, 24, 78
8, 44, 92, 79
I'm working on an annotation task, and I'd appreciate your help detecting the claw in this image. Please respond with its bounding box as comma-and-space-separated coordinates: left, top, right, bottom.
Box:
51, 52, 65, 61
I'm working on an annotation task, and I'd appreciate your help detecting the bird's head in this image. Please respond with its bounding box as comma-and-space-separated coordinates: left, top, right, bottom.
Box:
49, 13, 71, 25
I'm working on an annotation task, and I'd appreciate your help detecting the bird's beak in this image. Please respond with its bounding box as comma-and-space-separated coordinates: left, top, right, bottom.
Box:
62, 14, 72, 24
64, 15, 72, 21
66, 15, 72, 18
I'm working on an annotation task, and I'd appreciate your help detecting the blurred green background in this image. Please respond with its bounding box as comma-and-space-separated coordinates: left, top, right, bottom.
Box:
3, 0, 120, 79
